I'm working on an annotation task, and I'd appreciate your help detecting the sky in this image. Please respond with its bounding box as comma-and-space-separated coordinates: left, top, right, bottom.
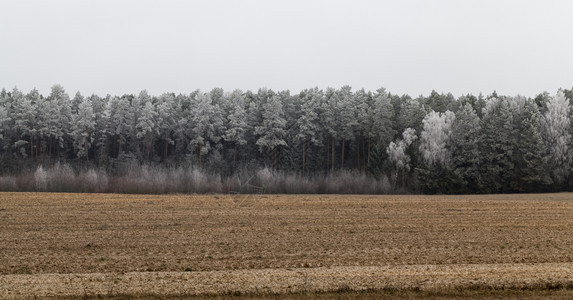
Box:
1, 0, 573, 98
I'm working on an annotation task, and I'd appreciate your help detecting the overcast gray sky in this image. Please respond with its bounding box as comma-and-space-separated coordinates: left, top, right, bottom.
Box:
1, 0, 572, 98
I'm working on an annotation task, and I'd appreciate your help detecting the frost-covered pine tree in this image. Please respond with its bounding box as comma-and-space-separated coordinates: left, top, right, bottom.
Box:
295, 87, 322, 175
353, 88, 370, 170
542, 90, 572, 185
209, 89, 226, 164
24, 89, 43, 162
0, 90, 11, 165
71, 91, 84, 115
44, 84, 71, 163
174, 93, 194, 159
0, 104, 8, 143
189, 91, 222, 168
223, 90, 249, 168
337, 86, 358, 169
131, 90, 153, 160
155, 93, 176, 163
108, 95, 134, 159
322, 87, 340, 173
70, 97, 95, 165
10, 88, 33, 163
136, 101, 157, 161
89, 94, 110, 167
255, 94, 287, 168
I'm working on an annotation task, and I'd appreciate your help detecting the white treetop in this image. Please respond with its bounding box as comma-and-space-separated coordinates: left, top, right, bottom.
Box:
71, 98, 96, 159
387, 128, 417, 172
419, 110, 455, 166
542, 90, 572, 184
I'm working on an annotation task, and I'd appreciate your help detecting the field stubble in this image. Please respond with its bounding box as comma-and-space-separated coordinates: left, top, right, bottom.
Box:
1, 192, 573, 298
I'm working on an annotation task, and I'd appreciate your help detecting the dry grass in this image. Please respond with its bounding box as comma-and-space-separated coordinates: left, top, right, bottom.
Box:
1, 192, 573, 298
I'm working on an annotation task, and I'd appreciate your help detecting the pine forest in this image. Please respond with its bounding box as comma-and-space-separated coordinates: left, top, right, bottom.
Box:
1, 85, 572, 194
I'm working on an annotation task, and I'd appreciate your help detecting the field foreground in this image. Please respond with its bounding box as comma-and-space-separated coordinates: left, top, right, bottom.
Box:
1, 192, 573, 298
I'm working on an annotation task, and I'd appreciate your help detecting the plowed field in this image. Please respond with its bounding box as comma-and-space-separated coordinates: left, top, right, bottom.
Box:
1, 192, 573, 298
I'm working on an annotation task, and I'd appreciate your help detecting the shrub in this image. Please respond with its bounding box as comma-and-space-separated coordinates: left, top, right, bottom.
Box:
0, 164, 394, 194
0, 176, 17, 191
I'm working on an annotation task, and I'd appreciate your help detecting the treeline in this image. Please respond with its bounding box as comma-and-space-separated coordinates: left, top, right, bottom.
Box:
0, 85, 572, 194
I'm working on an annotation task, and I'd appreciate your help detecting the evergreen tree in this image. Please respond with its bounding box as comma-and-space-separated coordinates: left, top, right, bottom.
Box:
174, 93, 194, 159
0, 104, 8, 144
514, 99, 551, 191
397, 97, 426, 134
353, 88, 370, 170
108, 95, 134, 159
255, 94, 287, 168
450, 103, 481, 192
337, 86, 357, 169
370, 88, 395, 151
44, 85, 71, 163
479, 97, 515, 193
295, 87, 322, 175
223, 90, 249, 169
365, 88, 395, 177
11, 88, 35, 164
321, 87, 340, 173
189, 92, 220, 168
132, 90, 153, 160
70, 97, 95, 165
71, 91, 84, 115
424, 90, 455, 113
89, 94, 110, 167
26, 89, 44, 162
155, 93, 176, 163
136, 101, 157, 162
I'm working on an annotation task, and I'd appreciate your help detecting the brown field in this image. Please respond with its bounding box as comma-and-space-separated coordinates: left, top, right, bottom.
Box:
1, 192, 573, 299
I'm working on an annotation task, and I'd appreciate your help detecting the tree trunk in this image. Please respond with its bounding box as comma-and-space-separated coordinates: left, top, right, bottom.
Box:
233, 144, 238, 169
302, 139, 307, 176
367, 139, 371, 165
331, 137, 335, 174
326, 136, 329, 173
273, 148, 277, 169
163, 137, 168, 163
35, 138, 39, 165
29, 136, 33, 163
198, 144, 202, 169
117, 137, 122, 159
85, 137, 89, 169
40, 138, 43, 166
49, 136, 53, 165
356, 138, 360, 171
56, 138, 60, 163
17, 147, 21, 171
146, 140, 151, 162
341, 139, 345, 170
362, 138, 367, 170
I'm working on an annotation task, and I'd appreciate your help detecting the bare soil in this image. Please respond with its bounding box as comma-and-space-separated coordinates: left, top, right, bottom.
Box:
1, 192, 573, 298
